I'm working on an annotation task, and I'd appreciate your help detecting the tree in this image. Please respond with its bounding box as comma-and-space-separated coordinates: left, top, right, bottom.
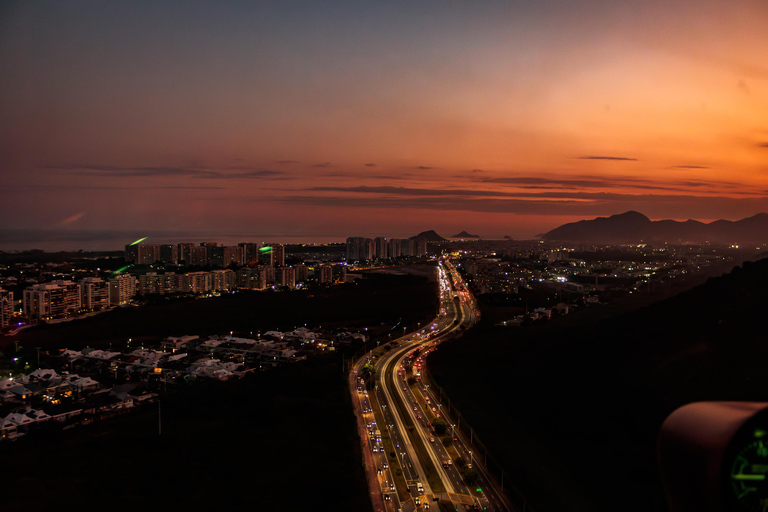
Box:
432, 417, 447, 435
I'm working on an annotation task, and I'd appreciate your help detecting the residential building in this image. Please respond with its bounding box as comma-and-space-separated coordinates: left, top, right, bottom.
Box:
109, 274, 137, 305
23, 281, 81, 321
79, 277, 110, 311
275, 266, 295, 288
269, 244, 285, 267
374, 237, 388, 259
318, 265, 333, 284
0, 288, 13, 329
159, 244, 178, 265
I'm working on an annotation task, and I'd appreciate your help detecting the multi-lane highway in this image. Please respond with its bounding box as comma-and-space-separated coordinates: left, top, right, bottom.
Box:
351, 260, 513, 511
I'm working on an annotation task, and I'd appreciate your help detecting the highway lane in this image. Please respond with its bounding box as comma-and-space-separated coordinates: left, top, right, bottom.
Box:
354, 259, 508, 511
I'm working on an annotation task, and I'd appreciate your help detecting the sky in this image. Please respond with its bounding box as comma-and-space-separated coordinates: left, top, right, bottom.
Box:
1, 1, 767, 250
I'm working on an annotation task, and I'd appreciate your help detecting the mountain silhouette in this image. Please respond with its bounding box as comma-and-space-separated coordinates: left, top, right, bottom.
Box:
411, 230, 447, 242
451, 230, 480, 238
542, 211, 768, 244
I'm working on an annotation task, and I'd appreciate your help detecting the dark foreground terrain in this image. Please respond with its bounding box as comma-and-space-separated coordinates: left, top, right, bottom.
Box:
0, 267, 439, 511
428, 258, 768, 512
0, 354, 372, 511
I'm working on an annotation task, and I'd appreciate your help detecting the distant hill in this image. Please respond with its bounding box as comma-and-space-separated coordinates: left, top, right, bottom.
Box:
542, 211, 768, 244
411, 230, 448, 242
451, 230, 480, 238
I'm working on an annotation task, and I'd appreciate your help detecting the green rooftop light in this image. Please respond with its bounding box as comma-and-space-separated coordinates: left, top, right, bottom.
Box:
259, 246, 272, 252
130, 237, 148, 246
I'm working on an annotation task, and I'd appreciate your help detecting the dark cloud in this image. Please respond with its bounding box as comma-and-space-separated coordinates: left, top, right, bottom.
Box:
2, 184, 225, 191
416, 166, 434, 170
578, 156, 638, 161
759, 143, 768, 148
46, 163, 291, 180
46, 164, 218, 178
277, 192, 768, 220
471, 169, 485, 173
276, 160, 299, 164
364, 163, 377, 167
232, 170, 287, 179
673, 165, 710, 169
474, 175, 739, 193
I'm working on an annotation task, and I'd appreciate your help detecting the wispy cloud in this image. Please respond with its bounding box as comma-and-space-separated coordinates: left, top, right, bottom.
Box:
277, 192, 768, 219
673, 165, 710, 169
47, 164, 219, 178
577, 156, 638, 161
313, 162, 332, 168
46, 163, 291, 180
364, 163, 377, 167
214, 170, 291, 180
758, 143, 768, 148
276, 160, 299, 164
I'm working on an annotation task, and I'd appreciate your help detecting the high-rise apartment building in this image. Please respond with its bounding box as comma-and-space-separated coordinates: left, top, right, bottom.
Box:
374, 237, 389, 259
388, 238, 402, 258
79, 277, 110, 311
0, 288, 13, 329
275, 266, 295, 288
214, 246, 244, 268
268, 244, 285, 267
318, 265, 333, 284
346, 237, 375, 261
159, 244, 178, 265
293, 264, 308, 283
188, 246, 208, 266
414, 237, 428, 257
332, 264, 347, 283
23, 281, 81, 321
210, 269, 236, 291
239, 243, 262, 265
109, 274, 137, 305
177, 243, 195, 264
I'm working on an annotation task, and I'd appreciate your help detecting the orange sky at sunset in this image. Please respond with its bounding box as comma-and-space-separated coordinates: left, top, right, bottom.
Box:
1, 1, 767, 249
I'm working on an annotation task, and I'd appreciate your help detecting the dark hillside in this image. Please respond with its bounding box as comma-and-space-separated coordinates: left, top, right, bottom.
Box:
428, 258, 768, 512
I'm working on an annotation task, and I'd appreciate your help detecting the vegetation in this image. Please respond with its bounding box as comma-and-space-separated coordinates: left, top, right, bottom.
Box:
429, 258, 768, 512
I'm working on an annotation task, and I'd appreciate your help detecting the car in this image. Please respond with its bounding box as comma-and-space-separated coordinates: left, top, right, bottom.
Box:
383, 461, 389, 469
377, 466, 383, 474
389, 483, 395, 491
384, 494, 391, 501
430, 437, 435, 443
380, 446, 385, 452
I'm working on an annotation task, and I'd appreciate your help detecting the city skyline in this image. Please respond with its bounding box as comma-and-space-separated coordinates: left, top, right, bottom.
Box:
2, 1, 768, 245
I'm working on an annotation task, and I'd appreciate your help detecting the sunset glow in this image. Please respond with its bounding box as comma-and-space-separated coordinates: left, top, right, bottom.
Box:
1, 1, 767, 248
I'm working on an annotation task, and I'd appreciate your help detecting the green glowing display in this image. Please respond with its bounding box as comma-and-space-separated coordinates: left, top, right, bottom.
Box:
130, 237, 148, 246
111, 265, 132, 276
259, 246, 272, 252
